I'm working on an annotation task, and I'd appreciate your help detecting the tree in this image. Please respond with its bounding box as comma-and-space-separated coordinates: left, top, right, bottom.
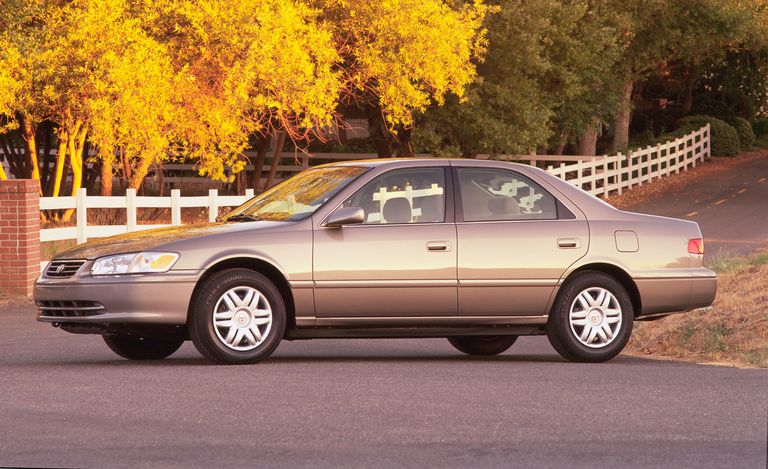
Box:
141, 0, 342, 186
0, 38, 23, 181
314, 0, 493, 156
414, 0, 623, 157
606, 0, 758, 152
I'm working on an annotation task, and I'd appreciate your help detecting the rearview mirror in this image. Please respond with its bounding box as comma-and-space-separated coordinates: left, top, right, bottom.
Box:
324, 207, 365, 228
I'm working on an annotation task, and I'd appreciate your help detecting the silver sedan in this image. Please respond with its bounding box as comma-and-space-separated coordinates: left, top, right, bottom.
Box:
35, 159, 717, 364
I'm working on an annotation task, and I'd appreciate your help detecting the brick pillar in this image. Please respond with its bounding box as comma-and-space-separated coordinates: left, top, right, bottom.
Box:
0, 180, 40, 297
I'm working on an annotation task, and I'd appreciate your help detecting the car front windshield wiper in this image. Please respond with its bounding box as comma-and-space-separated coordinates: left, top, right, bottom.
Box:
223, 214, 262, 223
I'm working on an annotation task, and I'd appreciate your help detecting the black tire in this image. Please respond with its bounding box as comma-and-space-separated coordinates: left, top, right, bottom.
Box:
547, 271, 633, 363
447, 335, 518, 356
103, 334, 184, 360
188, 268, 286, 364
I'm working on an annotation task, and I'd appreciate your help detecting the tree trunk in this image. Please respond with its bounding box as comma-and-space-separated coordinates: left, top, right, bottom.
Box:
128, 154, 154, 191
52, 133, 68, 197
250, 135, 271, 191
577, 119, 600, 156
1, 133, 22, 178
86, 157, 101, 195
62, 123, 86, 222
681, 64, 696, 115
121, 146, 132, 182
265, 131, 287, 189
610, 80, 634, 153
21, 117, 41, 193
100, 153, 115, 196
551, 129, 569, 155
395, 126, 414, 157
41, 122, 55, 196
366, 106, 393, 157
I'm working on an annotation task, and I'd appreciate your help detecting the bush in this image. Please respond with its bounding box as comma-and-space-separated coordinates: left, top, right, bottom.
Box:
726, 116, 755, 149
678, 115, 741, 157
752, 118, 768, 138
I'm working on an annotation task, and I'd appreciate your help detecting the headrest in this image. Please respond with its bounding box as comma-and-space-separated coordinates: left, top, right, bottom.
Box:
382, 197, 412, 224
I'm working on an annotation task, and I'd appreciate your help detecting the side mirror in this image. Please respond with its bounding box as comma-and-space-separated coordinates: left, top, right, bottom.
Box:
324, 207, 365, 228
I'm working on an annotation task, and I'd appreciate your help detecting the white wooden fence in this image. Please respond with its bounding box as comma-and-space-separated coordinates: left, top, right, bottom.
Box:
37, 125, 710, 247
40, 188, 255, 244
535, 124, 710, 197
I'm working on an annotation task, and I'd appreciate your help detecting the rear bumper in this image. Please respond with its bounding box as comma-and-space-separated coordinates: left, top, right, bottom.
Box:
635, 268, 717, 317
34, 270, 198, 325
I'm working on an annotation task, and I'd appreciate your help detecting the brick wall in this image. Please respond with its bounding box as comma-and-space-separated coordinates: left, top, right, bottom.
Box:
0, 180, 40, 297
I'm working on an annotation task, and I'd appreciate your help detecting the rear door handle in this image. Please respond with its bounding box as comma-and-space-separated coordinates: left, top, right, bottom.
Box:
427, 241, 451, 252
557, 238, 580, 249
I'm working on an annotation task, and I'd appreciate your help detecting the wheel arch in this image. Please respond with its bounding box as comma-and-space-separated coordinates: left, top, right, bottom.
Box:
557, 263, 642, 317
188, 257, 296, 331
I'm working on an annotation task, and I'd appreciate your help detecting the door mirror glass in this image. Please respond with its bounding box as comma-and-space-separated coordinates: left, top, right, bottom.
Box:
324, 207, 365, 227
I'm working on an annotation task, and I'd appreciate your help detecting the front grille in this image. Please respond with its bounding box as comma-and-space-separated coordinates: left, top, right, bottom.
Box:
36, 300, 105, 318
44, 260, 87, 279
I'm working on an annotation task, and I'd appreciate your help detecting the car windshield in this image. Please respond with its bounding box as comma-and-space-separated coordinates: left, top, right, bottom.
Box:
224, 166, 368, 222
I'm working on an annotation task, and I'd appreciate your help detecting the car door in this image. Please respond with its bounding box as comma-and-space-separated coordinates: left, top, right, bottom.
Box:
313, 166, 457, 317
454, 166, 589, 316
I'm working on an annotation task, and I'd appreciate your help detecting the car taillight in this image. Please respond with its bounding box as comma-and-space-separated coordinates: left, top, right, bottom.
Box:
688, 238, 704, 255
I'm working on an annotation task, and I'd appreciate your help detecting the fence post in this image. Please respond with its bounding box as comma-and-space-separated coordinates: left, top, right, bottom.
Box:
76, 187, 88, 244
171, 189, 181, 225
705, 124, 711, 158
208, 189, 218, 222
126, 188, 137, 232
244, 188, 254, 199
602, 157, 609, 197
617, 156, 623, 195
0, 179, 40, 297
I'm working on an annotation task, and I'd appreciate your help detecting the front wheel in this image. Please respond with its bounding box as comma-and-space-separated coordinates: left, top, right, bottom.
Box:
448, 335, 518, 356
188, 269, 286, 364
103, 334, 184, 360
546, 271, 633, 363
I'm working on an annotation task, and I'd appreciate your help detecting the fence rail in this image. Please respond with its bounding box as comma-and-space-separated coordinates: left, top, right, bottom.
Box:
37, 125, 710, 247
40, 188, 255, 243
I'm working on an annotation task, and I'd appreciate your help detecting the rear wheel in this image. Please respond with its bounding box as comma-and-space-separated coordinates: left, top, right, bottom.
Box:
447, 335, 518, 356
547, 271, 633, 363
189, 268, 286, 364
103, 334, 184, 360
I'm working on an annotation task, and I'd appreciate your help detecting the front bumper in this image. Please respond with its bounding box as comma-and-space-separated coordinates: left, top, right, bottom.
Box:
34, 268, 199, 325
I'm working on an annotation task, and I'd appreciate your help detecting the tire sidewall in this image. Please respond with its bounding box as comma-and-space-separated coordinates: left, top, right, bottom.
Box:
550, 272, 633, 362
191, 269, 286, 364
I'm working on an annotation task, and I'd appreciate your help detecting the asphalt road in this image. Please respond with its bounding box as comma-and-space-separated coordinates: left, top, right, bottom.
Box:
3, 155, 768, 467
0, 305, 766, 468
626, 154, 768, 259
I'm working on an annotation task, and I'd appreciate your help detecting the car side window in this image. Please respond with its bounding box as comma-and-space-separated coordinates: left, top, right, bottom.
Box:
342, 168, 446, 224
456, 168, 557, 222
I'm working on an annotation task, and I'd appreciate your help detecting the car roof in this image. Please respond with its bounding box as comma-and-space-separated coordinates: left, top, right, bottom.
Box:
315, 157, 530, 169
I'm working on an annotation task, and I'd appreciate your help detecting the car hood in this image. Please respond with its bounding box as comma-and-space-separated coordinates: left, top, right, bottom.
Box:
54, 222, 285, 260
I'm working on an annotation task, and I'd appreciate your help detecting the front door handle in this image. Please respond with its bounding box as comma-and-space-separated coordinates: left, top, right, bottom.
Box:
427, 241, 451, 252
557, 238, 581, 249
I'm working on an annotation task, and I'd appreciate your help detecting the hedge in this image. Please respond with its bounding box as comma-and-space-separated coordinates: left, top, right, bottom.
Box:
726, 116, 755, 149
678, 115, 740, 157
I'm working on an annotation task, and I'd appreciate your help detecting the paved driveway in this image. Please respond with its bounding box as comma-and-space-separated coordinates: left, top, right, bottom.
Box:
626, 154, 768, 259
0, 305, 765, 468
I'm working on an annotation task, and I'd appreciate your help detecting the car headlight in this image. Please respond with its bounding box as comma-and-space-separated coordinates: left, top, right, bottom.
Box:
91, 252, 179, 275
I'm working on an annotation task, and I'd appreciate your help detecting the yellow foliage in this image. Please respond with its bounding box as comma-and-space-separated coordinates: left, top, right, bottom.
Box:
0, 37, 24, 133
316, 0, 493, 127
1, 0, 489, 188
146, 0, 342, 181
